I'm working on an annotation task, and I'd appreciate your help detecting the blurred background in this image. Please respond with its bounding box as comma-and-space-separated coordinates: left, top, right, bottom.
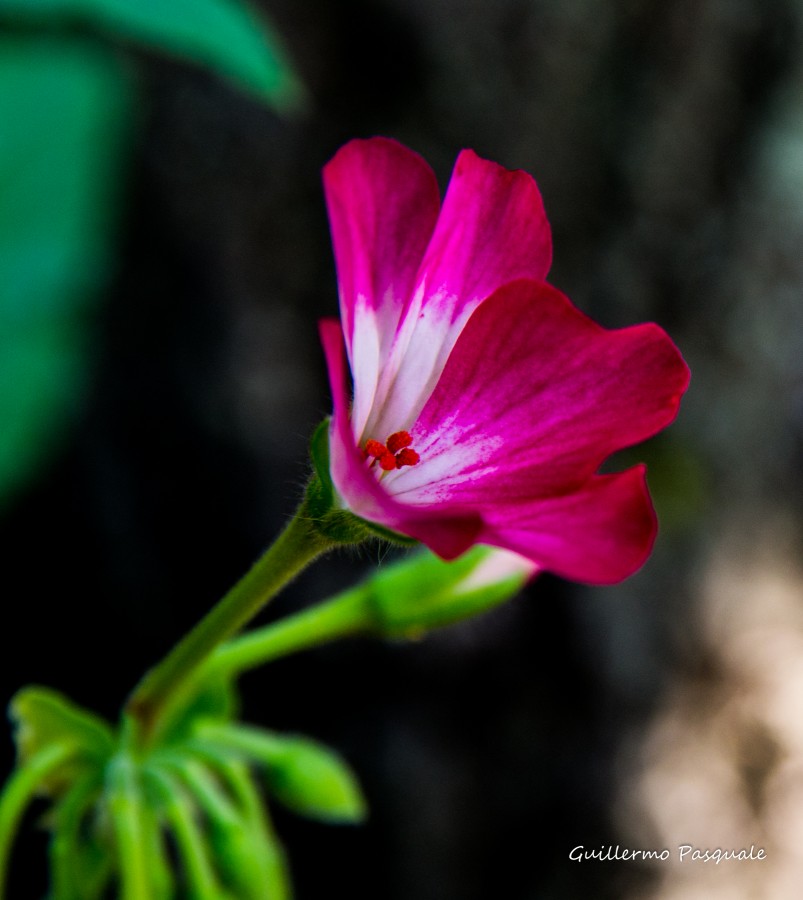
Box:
2, 0, 803, 896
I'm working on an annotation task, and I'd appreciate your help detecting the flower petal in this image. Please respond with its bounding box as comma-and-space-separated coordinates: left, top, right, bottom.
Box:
319, 318, 483, 558
322, 138, 441, 436
479, 466, 658, 585
384, 279, 690, 505
370, 150, 553, 435
419, 149, 552, 308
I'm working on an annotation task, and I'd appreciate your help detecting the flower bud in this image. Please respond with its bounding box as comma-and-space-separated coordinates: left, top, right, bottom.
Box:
367, 546, 536, 638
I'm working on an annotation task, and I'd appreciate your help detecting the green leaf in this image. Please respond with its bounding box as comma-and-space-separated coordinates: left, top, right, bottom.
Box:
196, 722, 367, 824
0, 36, 134, 508
9, 687, 115, 793
0, 0, 307, 111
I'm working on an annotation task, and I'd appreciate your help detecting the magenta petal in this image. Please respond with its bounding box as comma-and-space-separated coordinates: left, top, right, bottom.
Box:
323, 139, 441, 435
479, 466, 658, 585
318, 318, 483, 558
392, 279, 689, 506
372, 150, 554, 434
417, 149, 552, 307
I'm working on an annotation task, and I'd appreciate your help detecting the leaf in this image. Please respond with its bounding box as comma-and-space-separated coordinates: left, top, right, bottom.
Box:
0, 36, 134, 508
196, 723, 367, 824
0, 0, 307, 111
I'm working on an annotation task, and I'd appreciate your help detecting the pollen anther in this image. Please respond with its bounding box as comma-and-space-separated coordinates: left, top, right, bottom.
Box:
386, 431, 413, 454
362, 431, 420, 470
395, 448, 420, 468
364, 439, 387, 459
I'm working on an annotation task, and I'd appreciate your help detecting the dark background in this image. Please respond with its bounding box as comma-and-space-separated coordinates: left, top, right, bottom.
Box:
4, 0, 803, 896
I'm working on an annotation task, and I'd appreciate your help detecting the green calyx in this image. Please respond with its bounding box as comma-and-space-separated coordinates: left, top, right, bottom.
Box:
305, 417, 418, 547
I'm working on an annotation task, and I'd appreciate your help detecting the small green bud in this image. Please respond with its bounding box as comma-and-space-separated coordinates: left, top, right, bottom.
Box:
194, 722, 366, 824
368, 546, 535, 638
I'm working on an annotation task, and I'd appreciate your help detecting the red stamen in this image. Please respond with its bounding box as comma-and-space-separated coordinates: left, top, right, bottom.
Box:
386, 430, 413, 454
364, 439, 387, 459
363, 432, 420, 472
378, 451, 398, 471
395, 448, 420, 468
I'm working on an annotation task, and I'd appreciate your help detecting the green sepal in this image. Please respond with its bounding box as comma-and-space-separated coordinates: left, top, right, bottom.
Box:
305, 419, 371, 544
10, 687, 115, 795
305, 417, 417, 547
368, 546, 527, 638
195, 722, 367, 824
359, 520, 419, 547
307, 417, 334, 515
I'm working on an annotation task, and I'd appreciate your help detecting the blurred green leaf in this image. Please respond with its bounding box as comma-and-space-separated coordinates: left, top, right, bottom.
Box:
0, 36, 133, 508
0, 0, 307, 111
197, 722, 367, 824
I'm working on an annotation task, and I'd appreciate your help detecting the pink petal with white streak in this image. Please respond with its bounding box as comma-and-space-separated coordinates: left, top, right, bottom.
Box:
319, 318, 483, 559
365, 148, 554, 439
481, 466, 658, 584
323, 138, 440, 436
384, 279, 689, 506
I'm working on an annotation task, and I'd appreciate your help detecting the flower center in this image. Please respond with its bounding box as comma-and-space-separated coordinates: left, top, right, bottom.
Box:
362, 430, 420, 471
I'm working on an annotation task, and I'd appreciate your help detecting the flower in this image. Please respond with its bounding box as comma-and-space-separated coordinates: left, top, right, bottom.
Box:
319, 138, 690, 584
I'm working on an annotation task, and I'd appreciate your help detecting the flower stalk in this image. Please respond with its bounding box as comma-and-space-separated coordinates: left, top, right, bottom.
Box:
0, 742, 76, 895
125, 496, 334, 747
205, 583, 373, 677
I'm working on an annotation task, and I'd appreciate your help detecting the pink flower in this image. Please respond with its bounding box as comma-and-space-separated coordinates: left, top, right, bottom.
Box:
319, 138, 690, 584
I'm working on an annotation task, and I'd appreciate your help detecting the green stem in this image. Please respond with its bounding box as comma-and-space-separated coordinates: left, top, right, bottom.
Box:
50, 772, 106, 900
204, 583, 375, 678
146, 769, 228, 900
106, 756, 150, 900
126, 502, 332, 744
0, 742, 75, 899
